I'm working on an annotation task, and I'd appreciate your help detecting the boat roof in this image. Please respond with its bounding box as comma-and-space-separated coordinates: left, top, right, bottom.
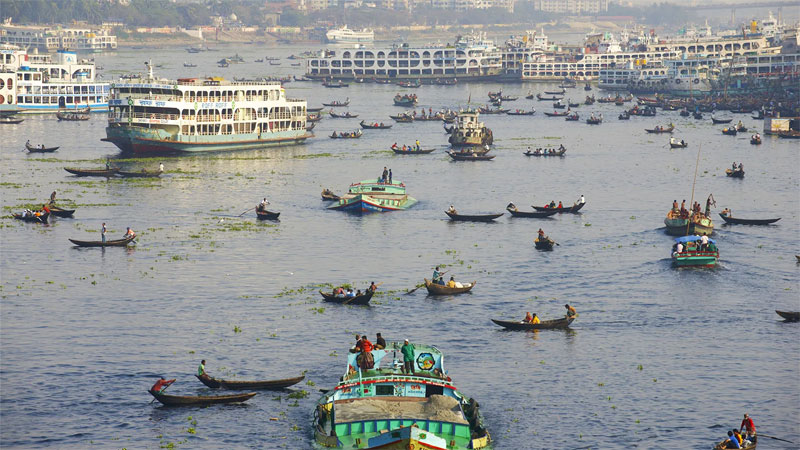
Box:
674, 235, 716, 244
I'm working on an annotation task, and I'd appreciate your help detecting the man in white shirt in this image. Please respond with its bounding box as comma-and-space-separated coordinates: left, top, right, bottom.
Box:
700, 234, 709, 251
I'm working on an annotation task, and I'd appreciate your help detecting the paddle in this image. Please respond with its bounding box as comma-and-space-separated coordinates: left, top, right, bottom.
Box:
759, 434, 794, 444
149, 382, 172, 404
237, 207, 256, 217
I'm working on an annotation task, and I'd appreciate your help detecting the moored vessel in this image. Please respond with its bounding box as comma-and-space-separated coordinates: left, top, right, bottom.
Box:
313, 341, 490, 449
448, 111, 493, 148
104, 64, 309, 155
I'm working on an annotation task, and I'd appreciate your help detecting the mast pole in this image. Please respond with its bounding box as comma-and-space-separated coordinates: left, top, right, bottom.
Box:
687, 144, 702, 235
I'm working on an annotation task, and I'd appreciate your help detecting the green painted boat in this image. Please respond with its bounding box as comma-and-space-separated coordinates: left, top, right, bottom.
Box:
671, 236, 719, 267
664, 211, 713, 236
313, 341, 490, 450
328, 179, 417, 214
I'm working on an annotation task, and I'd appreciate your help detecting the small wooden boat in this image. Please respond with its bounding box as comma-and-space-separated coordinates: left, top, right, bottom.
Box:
736, 124, 748, 132
391, 115, 414, 123
329, 111, 358, 119
392, 147, 435, 154
750, 135, 762, 145
506, 110, 535, 116
491, 317, 574, 330
523, 149, 566, 157
712, 439, 756, 450
544, 111, 568, 117
307, 107, 323, 113
568, 102, 580, 108
718, 213, 779, 225
196, 374, 305, 390
25, 143, 59, 153
360, 121, 392, 129
534, 237, 555, 250
321, 100, 349, 107
552, 102, 566, 109
48, 206, 75, 217
117, 170, 162, 178
725, 168, 745, 178
423, 278, 475, 295
322, 81, 349, 88
321, 189, 340, 201
645, 125, 674, 133
776, 130, 800, 139
306, 114, 322, 122
669, 140, 688, 148
329, 131, 362, 139
148, 389, 256, 406
544, 89, 565, 95
536, 94, 562, 101
256, 209, 281, 220
586, 117, 602, 125
618, 112, 630, 120
447, 151, 494, 161
0, 117, 24, 124
64, 167, 119, 177
319, 290, 374, 305
711, 117, 733, 124
445, 211, 503, 222
722, 127, 738, 136
533, 202, 585, 213
565, 114, 580, 121
69, 235, 136, 247
13, 212, 49, 223
775, 310, 800, 322
506, 206, 559, 218
305, 122, 316, 132
56, 111, 90, 121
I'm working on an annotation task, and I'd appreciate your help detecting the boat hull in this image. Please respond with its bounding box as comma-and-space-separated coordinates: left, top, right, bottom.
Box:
328, 194, 417, 214
491, 317, 574, 330
664, 216, 713, 236
104, 126, 311, 155
672, 251, 719, 267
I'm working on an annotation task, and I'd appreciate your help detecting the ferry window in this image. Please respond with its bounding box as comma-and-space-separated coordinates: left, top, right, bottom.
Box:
375, 385, 393, 396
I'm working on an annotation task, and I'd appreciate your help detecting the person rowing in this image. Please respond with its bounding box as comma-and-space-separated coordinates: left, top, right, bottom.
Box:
151, 377, 175, 393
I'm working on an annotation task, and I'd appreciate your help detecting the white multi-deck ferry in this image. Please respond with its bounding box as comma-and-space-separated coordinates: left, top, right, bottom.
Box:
325, 25, 375, 44
306, 33, 502, 81
104, 64, 309, 155
0, 44, 108, 113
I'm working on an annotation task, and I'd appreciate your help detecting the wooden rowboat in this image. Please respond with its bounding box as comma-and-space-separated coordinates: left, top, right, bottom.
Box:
13, 212, 49, 223
523, 149, 566, 157
69, 235, 135, 247
25, 143, 59, 153
329, 111, 358, 119
48, 206, 75, 217
445, 211, 503, 222
196, 374, 305, 390
0, 117, 24, 124
670, 141, 688, 148
392, 147, 435, 154
711, 117, 733, 124
360, 121, 392, 129
725, 168, 745, 178
533, 202, 585, 213
506, 207, 559, 218
64, 167, 119, 177
534, 237, 555, 250
423, 278, 475, 295
321, 189, 340, 201
776, 310, 800, 321
718, 214, 779, 225
713, 439, 756, 450
256, 209, 281, 220
319, 290, 374, 305
447, 151, 494, 161
491, 317, 574, 330
148, 389, 256, 406
117, 170, 162, 178
645, 125, 674, 134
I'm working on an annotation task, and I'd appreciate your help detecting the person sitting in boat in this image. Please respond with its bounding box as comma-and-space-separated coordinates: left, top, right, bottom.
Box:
507, 202, 518, 212
557, 201, 563, 209
723, 430, 741, 449
732, 161, 737, 171
531, 314, 540, 324
737, 163, 743, 170
391, 142, 398, 150
565, 304, 577, 319
672, 199, 679, 212
151, 377, 176, 393
447, 276, 457, 288
538, 228, 546, 239
355, 289, 362, 297
524, 312, 533, 322
257, 198, 269, 212
345, 289, 356, 298
448, 205, 457, 215
721, 208, 730, 217
375, 333, 386, 350
548, 201, 556, 208
197, 360, 208, 380
432, 266, 445, 285
577, 195, 585, 205
673, 242, 684, 256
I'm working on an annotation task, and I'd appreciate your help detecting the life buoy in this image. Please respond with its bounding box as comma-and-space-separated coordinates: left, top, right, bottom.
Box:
693, 78, 700, 84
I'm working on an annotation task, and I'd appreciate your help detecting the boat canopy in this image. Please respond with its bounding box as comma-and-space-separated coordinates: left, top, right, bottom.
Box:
674, 235, 716, 244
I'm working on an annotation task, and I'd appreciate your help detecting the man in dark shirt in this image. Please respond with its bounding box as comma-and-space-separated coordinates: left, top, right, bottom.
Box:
375, 333, 386, 350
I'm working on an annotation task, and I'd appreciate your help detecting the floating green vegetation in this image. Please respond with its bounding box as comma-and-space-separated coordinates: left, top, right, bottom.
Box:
287, 390, 309, 399
294, 153, 334, 159
0, 182, 24, 189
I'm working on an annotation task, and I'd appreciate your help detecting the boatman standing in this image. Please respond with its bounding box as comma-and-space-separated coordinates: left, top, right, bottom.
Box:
50, 191, 57, 205
101, 222, 107, 244
740, 414, 756, 444
401, 339, 415, 375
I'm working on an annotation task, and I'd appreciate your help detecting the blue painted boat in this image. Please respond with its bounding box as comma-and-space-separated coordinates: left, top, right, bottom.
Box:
328, 179, 417, 214
313, 341, 490, 449
671, 235, 719, 267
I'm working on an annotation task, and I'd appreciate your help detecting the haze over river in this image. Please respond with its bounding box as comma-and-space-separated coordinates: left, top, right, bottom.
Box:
1, 45, 798, 448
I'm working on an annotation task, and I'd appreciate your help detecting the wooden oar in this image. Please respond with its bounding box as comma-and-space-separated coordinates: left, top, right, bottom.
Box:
405, 282, 426, 295
759, 434, 794, 444
237, 207, 256, 217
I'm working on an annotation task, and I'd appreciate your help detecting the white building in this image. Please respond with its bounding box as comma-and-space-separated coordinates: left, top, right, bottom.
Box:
535, 0, 608, 14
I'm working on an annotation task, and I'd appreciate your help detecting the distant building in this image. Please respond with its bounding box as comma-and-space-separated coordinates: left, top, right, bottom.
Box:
0, 25, 117, 52
418, 0, 513, 11
534, 0, 608, 14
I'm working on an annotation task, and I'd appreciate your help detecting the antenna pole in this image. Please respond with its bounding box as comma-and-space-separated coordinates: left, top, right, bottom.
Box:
687, 144, 702, 235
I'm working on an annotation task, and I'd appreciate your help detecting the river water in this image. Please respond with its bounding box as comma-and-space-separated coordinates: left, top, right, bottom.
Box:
1, 45, 798, 449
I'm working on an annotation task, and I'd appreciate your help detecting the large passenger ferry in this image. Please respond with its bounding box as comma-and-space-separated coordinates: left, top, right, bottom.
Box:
325, 25, 374, 44
104, 64, 309, 155
306, 33, 502, 81
0, 44, 108, 113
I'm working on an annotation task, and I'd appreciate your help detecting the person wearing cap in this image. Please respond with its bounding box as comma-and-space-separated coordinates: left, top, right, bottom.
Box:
151, 377, 175, 393
401, 339, 415, 375
739, 414, 756, 443
565, 304, 576, 319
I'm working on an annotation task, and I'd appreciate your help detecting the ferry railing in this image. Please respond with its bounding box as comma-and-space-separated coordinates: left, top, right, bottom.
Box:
109, 112, 180, 121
